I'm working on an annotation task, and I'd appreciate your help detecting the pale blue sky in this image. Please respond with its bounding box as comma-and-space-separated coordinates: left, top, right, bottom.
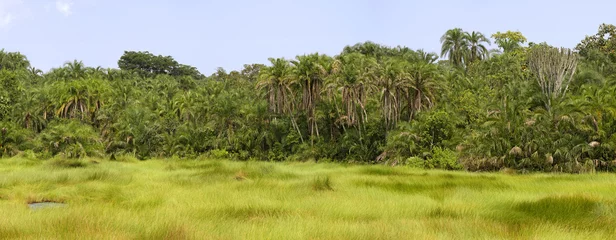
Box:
1, 0, 615, 74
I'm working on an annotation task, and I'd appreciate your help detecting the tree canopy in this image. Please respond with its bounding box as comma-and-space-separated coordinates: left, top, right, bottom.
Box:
2, 24, 616, 173
118, 51, 203, 79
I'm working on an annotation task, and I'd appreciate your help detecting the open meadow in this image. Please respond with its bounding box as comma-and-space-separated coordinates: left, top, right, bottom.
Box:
1, 158, 616, 239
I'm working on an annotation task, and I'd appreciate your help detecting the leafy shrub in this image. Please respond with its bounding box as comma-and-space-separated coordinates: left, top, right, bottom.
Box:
430, 147, 462, 170
110, 153, 139, 162
406, 157, 425, 169
0, 121, 34, 157
210, 149, 229, 159
406, 148, 462, 170
36, 120, 103, 158
384, 110, 460, 161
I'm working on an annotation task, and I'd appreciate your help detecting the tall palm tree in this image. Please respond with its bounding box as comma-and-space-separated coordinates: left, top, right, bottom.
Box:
51, 78, 111, 122
291, 53, 333, 140
257, 58, 304, 142
406, 63, 441, 119
440, 28, 469, 67
13, 89, 48, 132
257, 58, 294, 115
465, 31, 491, 63
417, 49, 439, 64
328, 53, 377, 128
376, 59, 409, 129
64, 60, 88, 80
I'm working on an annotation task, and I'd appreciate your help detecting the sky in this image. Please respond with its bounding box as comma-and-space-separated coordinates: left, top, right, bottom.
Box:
0, 0, 615, 75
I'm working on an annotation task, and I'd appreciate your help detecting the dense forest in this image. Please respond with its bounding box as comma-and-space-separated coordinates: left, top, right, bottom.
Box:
1, 24, 616, 173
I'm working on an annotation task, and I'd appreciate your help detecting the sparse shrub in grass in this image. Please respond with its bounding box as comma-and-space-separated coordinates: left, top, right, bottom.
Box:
406, 148, 462, 170
213, 205, 289, 220
85, 169, 112, 181
110, 154, 139, 163
19, 150, 38, 160
428, 207, 460, 219
514, 195, 600, 222
234, 170, 248, 181
500, 168, 518, 175
430, 147, 463, 170
407, 157, 425, 169
137, 223, 189, 240
312, 176, 334, 191
48, 157, 88, 168
209, 149, 229, 159
460, 157, 504, 171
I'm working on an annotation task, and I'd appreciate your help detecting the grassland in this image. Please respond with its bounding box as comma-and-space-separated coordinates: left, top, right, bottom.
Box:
1, 157, 616, 239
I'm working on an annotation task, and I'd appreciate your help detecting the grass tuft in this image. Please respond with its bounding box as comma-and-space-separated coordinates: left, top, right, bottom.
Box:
234, 170, 248, 181
312, 176, 334, 191
48, 158, 88, 168
514, 195, 600, 222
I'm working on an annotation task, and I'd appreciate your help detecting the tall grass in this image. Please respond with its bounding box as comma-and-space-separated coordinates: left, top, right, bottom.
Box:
0, 157, 616, 239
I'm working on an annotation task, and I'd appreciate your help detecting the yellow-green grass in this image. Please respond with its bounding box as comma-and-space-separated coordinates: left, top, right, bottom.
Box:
1, 157, 616, 239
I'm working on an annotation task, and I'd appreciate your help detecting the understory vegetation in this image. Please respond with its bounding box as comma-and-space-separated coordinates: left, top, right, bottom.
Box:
2, 24, 616, 172
1, 158, 616, 239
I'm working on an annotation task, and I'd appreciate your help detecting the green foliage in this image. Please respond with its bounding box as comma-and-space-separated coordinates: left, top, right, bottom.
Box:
492, 31, 527, 53
2, 25, 616, 173
384, 110, 459, 166
406, 148, 461, 170
312, 176, 334, 191
429, 147, 462, 170
210, 149, 230, 159
0, 49, 30, 71
0, 121, 34, 157
36, 120, 103, 158
576, 24, 616, 61
118, 51, 203, 79
48, 157, 89, 168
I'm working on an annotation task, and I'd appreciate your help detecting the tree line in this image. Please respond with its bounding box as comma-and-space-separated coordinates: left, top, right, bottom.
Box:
1, 24, 616, 173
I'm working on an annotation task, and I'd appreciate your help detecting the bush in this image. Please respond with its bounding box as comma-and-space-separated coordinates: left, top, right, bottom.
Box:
36, 120, 103, 158
384, 110, 460, 162
48, 157, 88, 168
0, 121, 34, 157
110, 153, 139, 162
405, 148, 462, 170
312, 176, 334, 191
210, 149, 229, 159
430, 147, 462, 170
406, 157, 425, 169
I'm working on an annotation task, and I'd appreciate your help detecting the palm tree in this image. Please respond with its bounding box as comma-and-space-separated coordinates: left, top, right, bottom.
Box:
406, 63, 441, 119
291, 53, 333, 141
440, 28, 469, 67
13, 89, 48, 132
64, 60, 88, 80
417, 49, 439, 64
328, 53, 377, 128
465, 31, 491, 63
257, 58, 294, 115
0, 50, 30, 71
51, 78, 111, 122
257, 58, 304, 142
376, 59, 409, 129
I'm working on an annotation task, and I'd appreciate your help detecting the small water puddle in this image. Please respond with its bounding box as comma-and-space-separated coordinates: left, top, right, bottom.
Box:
28, 202, 67, 210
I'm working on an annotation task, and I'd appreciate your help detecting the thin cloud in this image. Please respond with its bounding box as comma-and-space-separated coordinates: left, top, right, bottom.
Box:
0, 14, 13, 28
0, 0, 23, 28
56, 0, 73, 16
